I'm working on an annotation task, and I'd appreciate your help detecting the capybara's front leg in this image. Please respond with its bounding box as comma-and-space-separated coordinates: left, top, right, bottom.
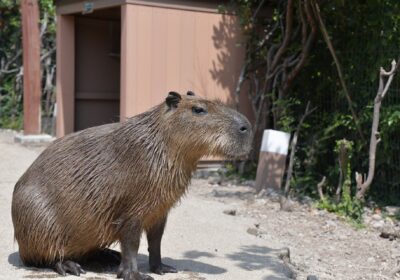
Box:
117, 221, 153, 280
146, 216, 177, 275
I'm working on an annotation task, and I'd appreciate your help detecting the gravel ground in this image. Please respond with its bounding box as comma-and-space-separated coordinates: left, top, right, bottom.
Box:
203, 181, 400, 280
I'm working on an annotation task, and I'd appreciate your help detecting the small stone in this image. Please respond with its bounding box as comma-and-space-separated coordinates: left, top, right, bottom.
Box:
363, 207, 373, 214
265, 188, 282, 201
307, 276, 318, 280
322, 220, 337, 231
372, 220, 385, 229
385, 217, 395, 226
301, 195, 313, 206
277, 247, 290, 261
242, 180, 255, 187
280, 196, 294, 212
247, 227, 259, 236
219, 180, 229, 186
363, 214, 372, 225
208, 177, 220, 185
318, 209, 328, 216
372, 214, 383, 221
257, 189, 266, 198
385, 206, 400, 216
367, 257, 375, 263
223, 209, 236, 216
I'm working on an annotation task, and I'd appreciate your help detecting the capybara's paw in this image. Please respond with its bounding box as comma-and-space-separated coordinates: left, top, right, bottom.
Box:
54, 260, 86, 276
150, 263, 178, 275
117, 270, 154, 280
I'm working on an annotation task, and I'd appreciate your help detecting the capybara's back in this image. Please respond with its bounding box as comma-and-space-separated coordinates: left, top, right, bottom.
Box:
12, 91, 253, 279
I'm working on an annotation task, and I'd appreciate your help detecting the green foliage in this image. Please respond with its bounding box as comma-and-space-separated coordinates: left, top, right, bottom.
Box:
0, 77, 22, 129
317, 198, 364, 226
222, 1, 400, 205
0, 0, 56, 130
274, 97, 302, 132
318, 139, 364, 224
394, 210, 400, 221
287, 0, 400, 203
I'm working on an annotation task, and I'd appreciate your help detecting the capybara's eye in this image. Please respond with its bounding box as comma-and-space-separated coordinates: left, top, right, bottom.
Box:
192, 106, 207, 115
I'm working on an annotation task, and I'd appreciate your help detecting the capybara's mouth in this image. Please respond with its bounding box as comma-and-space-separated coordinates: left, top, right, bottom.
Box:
223, 149, 252, 160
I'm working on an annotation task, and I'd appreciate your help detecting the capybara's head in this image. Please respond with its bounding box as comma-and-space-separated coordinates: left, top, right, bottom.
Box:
162, 91, 253, 159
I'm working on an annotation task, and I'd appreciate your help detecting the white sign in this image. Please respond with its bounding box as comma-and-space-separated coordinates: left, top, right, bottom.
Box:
260, 129, 291, 155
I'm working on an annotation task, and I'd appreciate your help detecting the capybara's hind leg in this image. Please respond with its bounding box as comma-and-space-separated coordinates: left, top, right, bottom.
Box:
117, 221, 153, 280
54, 260, 86, 276
146, 216, 177, 275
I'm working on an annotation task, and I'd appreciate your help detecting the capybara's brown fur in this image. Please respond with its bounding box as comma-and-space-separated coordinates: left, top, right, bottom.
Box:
11, 91, 252, 278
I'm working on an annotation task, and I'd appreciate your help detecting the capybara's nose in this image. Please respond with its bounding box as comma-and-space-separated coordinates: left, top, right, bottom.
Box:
238, 123, 250, 134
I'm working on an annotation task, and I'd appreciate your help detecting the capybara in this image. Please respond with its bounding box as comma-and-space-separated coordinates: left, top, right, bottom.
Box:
11, 91, 253, 280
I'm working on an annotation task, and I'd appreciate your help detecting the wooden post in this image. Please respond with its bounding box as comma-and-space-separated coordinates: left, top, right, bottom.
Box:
120, 4, 136, 121
21, 0, 41, 135
56, 15, 75, 138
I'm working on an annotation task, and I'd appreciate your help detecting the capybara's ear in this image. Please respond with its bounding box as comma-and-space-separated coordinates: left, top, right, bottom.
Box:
166, 91, 182, 109
187, 91, 195, 96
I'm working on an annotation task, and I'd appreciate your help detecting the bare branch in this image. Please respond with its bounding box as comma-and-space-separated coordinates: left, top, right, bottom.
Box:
40, 11, 48, 38
299, 0, 307, 46
317, 176, 326, 200
283, 101, 317, 196
381, 59, 397, 76
40, 47, 55, 62
251, 0, 266, 22
356, 59, 400, 200
271, 0, 295, 70
283, 0, 317, 92
0, 49, 22, 73
380, 60, 397, 98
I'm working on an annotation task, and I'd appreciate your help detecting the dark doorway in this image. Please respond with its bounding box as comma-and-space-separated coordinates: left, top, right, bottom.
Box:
74, 8, 121, 131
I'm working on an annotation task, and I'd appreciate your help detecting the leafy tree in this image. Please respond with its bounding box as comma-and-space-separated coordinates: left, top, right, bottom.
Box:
231, 0, 400, 205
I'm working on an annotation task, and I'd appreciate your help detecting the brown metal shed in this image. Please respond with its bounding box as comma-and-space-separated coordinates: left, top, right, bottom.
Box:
55, 0, 251, 137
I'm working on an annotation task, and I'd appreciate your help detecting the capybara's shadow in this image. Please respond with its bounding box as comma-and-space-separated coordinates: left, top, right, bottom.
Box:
8, 252, 23, 268
159, 256, 226, 274
8, 249, 226, 275
8, 249, 121, 273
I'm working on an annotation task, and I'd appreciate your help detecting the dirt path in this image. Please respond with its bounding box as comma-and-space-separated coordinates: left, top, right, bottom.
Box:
0, 130, 291, 280
204, 183, 400, 280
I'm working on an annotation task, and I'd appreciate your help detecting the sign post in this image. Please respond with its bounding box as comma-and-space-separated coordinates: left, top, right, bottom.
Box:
255, 130, 291, 192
